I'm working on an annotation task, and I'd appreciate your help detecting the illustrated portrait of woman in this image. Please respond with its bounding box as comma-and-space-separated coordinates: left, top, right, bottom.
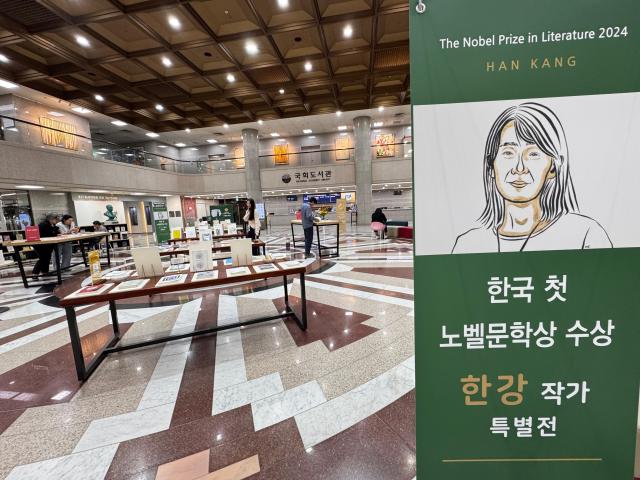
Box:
452, 102, 612, 253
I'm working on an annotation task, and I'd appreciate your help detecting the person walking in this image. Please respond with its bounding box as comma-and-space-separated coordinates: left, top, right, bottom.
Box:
243, 198, 261, 255
56, 214, 79, 269
301, 197, 318, 258
32, 214, 60, 277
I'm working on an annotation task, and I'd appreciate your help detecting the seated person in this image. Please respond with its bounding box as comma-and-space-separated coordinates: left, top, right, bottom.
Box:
90, 220, 108, 250
371, 208, 387, 238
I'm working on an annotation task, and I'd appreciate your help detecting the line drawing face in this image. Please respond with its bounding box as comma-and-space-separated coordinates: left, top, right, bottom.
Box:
452, 102, 612, 254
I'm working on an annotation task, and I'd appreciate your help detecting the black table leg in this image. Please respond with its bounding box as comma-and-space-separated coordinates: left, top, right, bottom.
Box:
283, 275, 289, 308
336, 223, 340, 257
299, 272, 307, 330
14, 247, 28, 288
105, 236, 111, 267
79, 241, 87, 267
262, 244, 266, 255
291, 222, 296, 249
54, 245, 62, 284
315, 224, 321, 258
65, 306, 86, 381
109, 300, 120, 337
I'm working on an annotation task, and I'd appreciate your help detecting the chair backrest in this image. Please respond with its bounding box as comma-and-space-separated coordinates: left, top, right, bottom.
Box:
371, 222, 385, 232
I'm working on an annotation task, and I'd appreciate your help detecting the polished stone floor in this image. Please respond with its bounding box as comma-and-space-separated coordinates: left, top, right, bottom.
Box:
0, 226, 418, 479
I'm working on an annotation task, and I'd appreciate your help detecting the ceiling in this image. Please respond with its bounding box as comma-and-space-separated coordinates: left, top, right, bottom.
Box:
0, 0, 409, 133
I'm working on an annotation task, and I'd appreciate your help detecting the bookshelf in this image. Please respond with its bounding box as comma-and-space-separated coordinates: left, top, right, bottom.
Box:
78, 223, 130, 249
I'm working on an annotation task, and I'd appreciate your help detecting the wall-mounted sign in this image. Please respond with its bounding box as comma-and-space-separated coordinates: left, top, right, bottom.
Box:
74, 194, 119, 202
282, 168, 333, 185
152, 203, 170, 244
40, 117, 79, 150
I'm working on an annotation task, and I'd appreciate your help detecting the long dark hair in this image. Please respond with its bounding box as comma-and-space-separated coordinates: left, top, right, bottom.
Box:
247, 198, 256, 221
479, 102, 579, 229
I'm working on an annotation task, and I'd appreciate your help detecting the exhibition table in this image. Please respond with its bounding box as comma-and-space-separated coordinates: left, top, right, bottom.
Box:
167, 232, 245, 244
160, 240, 266, 257
290, 219, 340, 258
7, 232, 111, 288
56, 258, 308, 382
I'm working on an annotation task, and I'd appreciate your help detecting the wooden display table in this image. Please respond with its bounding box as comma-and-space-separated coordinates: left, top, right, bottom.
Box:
160, 240, 266, 257
7, 232, 111, 287
290, 219, 340, 258
56, 257, 307, 382
167, 231, 245, 244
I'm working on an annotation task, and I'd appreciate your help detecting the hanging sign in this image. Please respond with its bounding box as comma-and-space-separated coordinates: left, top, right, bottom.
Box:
411, 1, 640, 479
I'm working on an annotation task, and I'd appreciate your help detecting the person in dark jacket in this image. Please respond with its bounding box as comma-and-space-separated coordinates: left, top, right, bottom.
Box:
371, 208, 388, 238
32, 214, 60, 276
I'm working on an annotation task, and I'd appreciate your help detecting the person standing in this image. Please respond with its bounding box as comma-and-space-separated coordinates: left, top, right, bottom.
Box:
243, 198, 261, 255
55, 214, 78, 269
32, 214, 60, 277
301, 197, 318, 258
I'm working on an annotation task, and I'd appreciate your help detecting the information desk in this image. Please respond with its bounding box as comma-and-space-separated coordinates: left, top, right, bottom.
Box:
167, 232, 245, 244
161, 240, 266, 257
56, 258, 307, 382
7, 232, 111, 288
290, 220, 340, 258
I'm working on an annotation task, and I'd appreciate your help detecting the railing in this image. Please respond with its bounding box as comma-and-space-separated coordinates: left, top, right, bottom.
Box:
1, 115, 412, 175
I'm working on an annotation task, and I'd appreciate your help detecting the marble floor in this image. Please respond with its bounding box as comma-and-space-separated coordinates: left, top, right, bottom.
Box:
0, 226, 418, 479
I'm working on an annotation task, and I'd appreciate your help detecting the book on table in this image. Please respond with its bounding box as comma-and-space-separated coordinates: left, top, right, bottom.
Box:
192, 270, 219, 282
112, 279, 150, 292
155, 274, 188, 287
279, 260, 303, 269
102, 270, 133, 280
166, 264, 190, 273
226, 266, 251, 276
67, 283, 114, 298
254, 263, 278, 273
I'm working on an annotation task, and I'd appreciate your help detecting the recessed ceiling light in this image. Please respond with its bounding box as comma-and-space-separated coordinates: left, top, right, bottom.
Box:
373, 121, 383, 127
303, 129, 312, 134
157, 145, 167, 148
131, 192, 147, 196
49, 193, 66, 196
206, 139, 218, 144
226, 73, 236, 83
0, 79, 18, 89
0, 54, 9, 63
378, 105, 385, 112
47, 111, 64, 117
88, 189, 108, 193
304, 61, 312, 72
220, 144, 227, 147
277, 0, 289, 8
258, 119, 263, 125
245, 41, 259, 55
223, 123, 229, 128
343, 24, 353, 38
159, 194, 172, 197
308, 135, 316, 139
175, 143, 186, 147
146, 132, 159, 138
161, 56, 172, 67
336, 110, 342, 116
155, 104, 164, 111
190, 147, 198, 151
72, 106, 90, 114
340, 132, 348, 136
111, 120, 127, 126
270, 132, 279, 137
338, 125, 347, 131
373, 129, 381, 133
96, 151, 107, 155
94, 94, 104, 101
16, 185, 44, 189
125, 153, 134, 157
168, 15, 181, 30
75, 35, 90, 48
279, 88, 285, 94
185, 128, 191, 133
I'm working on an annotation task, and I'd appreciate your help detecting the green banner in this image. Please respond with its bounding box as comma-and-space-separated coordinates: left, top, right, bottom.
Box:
152, 203, 170, 244
210, 204, 234, 222
411, 0, 640, 478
